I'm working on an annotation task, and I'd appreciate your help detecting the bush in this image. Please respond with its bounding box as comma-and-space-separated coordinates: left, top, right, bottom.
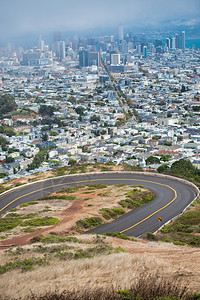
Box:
87, 184, 108, 189
146, 232, 158, 241
99, 207, 126, 220
20, 201, 38, 207
21, 217, 59, 227
104, 232, 137, 241
31, 234, 80, 244
0, 214, 22, 232
76, 217, 103, 230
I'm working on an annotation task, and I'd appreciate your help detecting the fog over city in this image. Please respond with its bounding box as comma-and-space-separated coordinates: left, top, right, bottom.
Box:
1, 0, 200, 42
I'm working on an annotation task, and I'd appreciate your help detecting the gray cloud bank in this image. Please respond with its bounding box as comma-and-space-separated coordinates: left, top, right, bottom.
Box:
0, 0, 200, 40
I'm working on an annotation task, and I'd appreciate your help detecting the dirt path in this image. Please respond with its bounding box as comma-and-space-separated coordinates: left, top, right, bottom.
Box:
0, 198, 86, 247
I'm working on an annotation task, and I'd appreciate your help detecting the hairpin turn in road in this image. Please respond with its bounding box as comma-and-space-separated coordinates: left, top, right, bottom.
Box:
0, 172, 198, 237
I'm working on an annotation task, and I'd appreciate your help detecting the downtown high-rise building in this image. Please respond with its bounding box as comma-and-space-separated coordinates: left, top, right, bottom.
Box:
111, 53, 120, 65
59, 41, 65, 59
118, 24, 124, 41
175, 34, 180, 49
181, 31, 185, 50
79, 49, 89, 67
88, 51, 100, 66
166, 38, 171, 49
143, 46, 147, 58
171, 37, 176, 49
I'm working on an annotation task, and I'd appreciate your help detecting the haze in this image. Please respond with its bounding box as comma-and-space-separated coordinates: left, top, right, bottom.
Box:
0, 0, 200, 41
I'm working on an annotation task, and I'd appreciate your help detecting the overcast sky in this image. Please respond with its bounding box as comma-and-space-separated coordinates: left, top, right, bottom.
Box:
0, 0, 200, 41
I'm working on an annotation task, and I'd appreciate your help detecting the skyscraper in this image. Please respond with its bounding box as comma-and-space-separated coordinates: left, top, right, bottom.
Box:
175, 34, 180, 49
171, 37, 176, 49
118, 24, 123, 41
181, 31, 185, 50
79, 49, 88, 67
111, 53, 120, 65
166, 38, 171, 49
59, 41, 65, 59
72, 36, 78, 51
38, 34, 44, 51
143, 46, 147, 58
88, 51, 100, 66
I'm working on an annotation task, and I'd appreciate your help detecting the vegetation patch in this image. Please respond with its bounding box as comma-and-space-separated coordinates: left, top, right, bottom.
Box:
0, 256, 47, 274
87, 184, 108, 189
153, 201, 200, 247
104, 232, 137, 241
20, 201, 38, 208
118, 188, 155, 209
39, 195, 76, 201
75, 217, 103, 231
21, 217, 59, 227
56, 185, 85, 193
30, 234, 80, 244
0, 213, 23, 232
99, 207, 126, 220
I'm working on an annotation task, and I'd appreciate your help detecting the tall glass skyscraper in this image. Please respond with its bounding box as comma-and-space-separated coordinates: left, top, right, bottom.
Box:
181, 31, 185, 50
118, 24, 124, 41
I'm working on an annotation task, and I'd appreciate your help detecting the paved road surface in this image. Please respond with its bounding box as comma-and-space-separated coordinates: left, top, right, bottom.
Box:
0, 172, 198, 237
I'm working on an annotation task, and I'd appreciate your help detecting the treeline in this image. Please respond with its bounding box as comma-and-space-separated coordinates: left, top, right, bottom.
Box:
0, 94, 17, 115
158, 159, 200, 185
0, 126, 15, 137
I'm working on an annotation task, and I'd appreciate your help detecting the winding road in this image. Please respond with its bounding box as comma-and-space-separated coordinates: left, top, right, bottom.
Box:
0, 172, 198, 237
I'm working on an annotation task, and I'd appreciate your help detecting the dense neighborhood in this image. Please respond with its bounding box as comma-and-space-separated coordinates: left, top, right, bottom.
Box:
0, 34, 200, 183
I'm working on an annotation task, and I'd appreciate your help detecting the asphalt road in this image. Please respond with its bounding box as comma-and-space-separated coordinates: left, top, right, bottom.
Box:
0, 172, 198, 237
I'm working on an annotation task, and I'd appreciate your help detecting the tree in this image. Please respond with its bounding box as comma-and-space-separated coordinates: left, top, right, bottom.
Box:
68, 159, 77, 165
90, 115, 100, 123
6, 156, 15, 163
39, 105, 55, 116
146, 156, 160, 165
27, 150, 48, 171
0, 94, 17, 115
157, 164, 169, 173
170, 159, 200, 178
181, 85, 186, 93
42, 133, 48, 142
161, 155, 171, 162
0, 136, 9, 150
164, 142, 172, 146
0, 126, 15, 137
167, 112, 172, 118
75, 106, 85, 116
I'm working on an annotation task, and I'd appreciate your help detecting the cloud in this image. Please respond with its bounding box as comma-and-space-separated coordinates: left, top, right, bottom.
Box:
0, 0, 199, 40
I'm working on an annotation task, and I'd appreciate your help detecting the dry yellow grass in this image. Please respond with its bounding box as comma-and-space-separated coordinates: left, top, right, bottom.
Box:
0, 236, 200, 299
0, 252, 176, 299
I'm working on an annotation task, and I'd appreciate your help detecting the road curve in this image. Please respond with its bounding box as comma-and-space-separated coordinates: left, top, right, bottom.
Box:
0, 172, 198, 237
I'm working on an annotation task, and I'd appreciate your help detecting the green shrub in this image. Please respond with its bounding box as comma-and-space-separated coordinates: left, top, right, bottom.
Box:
56, 185, 84, 194
0, 257, 47, 274
39, 194, 76, 201
57, 252, 73, 260
30, 234, 80, 244
0, 214, 23, 232
104, 232, 137, 241
21, 217, 59, 227
99, 207, 126, 220
87, 184, 108, 189
146, 232, 158, 241
76, 217, 103, 230
20, 201, 38, 207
